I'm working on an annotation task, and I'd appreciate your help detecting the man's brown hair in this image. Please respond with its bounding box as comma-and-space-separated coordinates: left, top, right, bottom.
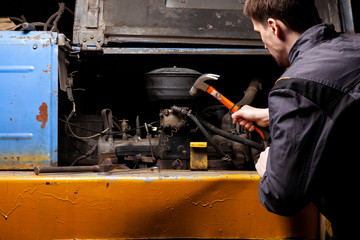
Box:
244, 0, 322, 33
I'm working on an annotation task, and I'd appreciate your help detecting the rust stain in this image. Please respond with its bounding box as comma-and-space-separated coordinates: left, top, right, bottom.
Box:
33, 33, 44, 40
36, 102, 48, 129
42, 65, 51, 73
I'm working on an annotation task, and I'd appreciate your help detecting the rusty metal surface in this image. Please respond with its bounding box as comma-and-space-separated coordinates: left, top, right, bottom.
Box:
0, 31, 58, 169
102, 46, 270, 55
0, 170, 319, 239
72, 0, 260, 48
73, 0, 344, 52
339, 0, 355, 33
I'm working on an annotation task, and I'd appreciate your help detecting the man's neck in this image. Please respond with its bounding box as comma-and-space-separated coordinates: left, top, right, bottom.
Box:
285, 31, 301, 57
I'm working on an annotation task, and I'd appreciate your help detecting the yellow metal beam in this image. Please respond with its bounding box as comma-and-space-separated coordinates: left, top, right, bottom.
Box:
0, 170, 318, 239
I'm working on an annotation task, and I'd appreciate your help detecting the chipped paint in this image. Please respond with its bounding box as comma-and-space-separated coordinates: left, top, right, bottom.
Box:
0, 31, 58, 169
0, 202, 21, 220
36, 102, 48, 129
191, 198, 230, 208
0, 153, 50, 170
0, 184, 40, 220
42, 65, 52, 73
0, 171, 319, 239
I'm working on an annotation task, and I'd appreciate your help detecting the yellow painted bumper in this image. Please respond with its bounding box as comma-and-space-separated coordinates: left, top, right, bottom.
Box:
0, 171, 318, 239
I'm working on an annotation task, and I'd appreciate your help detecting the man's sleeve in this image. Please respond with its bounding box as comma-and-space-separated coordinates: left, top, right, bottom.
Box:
259, 86, 325, 216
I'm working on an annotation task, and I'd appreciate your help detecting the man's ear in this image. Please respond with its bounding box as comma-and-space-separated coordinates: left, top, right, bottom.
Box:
267, 18, 280, 36
267, 18, 286, 40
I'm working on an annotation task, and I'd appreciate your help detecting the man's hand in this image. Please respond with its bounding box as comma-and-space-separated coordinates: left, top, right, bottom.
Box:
255, 147, 269, 178
232, 105, 270, 132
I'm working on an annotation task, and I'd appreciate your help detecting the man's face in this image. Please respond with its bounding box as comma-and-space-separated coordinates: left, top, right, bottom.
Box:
252, 18, 290, 68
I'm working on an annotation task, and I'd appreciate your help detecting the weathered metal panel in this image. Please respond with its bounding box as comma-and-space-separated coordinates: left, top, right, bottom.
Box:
73, 0, 260, 48
0, 171, 319, 239
315, 0, 342, 32
339, 0, 355, 33
0, 31, 58, 169
73, 0, 344, 51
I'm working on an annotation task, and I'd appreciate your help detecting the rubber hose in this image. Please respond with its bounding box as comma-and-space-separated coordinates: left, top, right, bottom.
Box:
171, 106, 230, 160
188, 114, 230, 160
199, 118, 264, 151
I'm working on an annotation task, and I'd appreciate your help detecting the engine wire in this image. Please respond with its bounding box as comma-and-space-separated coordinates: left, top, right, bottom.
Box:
61, 107, 158, 140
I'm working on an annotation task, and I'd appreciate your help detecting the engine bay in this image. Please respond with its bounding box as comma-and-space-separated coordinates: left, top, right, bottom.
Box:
57, 53, 281, 172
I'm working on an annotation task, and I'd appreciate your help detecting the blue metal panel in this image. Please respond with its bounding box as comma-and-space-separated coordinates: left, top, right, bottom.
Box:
339, 0, 355, 33
0, 31, 58, 169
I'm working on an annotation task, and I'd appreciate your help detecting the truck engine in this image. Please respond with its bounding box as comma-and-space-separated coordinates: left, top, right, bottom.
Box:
51, 0, 287, 173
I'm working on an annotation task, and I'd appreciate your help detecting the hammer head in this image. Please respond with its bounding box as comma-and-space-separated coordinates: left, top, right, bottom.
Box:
189, 73, 220, 96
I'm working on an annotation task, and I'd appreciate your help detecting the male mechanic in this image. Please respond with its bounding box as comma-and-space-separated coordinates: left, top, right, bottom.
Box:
232, 0, 360, 238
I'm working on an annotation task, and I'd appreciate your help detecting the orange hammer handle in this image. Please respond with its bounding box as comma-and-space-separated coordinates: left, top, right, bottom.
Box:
206, 86, 238, 112
206, 86, 265, 140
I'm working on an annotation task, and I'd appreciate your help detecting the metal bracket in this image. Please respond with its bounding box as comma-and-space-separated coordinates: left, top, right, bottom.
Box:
73, 0, 105, 50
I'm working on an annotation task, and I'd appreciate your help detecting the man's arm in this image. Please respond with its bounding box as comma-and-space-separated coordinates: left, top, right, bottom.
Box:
260, 87, 325, 216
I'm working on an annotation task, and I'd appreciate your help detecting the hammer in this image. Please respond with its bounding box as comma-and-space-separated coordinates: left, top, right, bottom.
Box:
189, 74, 264, 140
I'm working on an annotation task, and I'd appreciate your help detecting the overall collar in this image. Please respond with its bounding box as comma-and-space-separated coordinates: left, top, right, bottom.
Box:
288, 23, 338, 64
